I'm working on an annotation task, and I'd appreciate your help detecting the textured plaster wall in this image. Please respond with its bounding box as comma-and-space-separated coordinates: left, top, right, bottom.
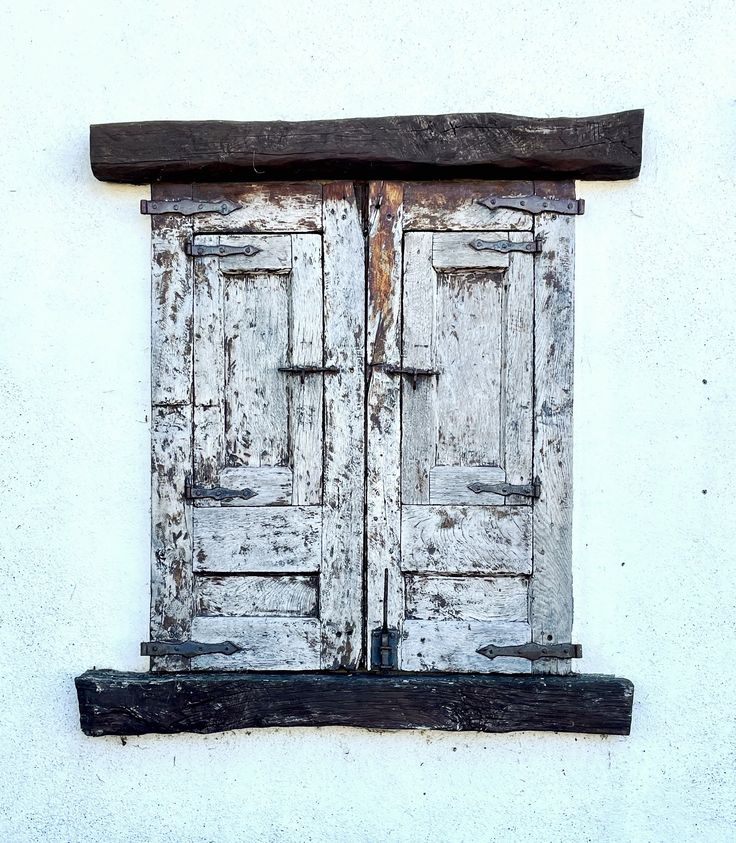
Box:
1, 2, 734, 841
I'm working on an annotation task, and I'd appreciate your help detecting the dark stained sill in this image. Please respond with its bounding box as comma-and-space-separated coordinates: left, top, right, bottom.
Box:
75, 670, 633, 737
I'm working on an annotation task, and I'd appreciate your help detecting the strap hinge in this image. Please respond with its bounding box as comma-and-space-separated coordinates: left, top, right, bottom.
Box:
477, 642, 582, 661
478, 195, 585, 215
141, 640, 240, 657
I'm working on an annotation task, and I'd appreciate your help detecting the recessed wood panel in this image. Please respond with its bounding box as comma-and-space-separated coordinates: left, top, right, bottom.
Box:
195, 575, 319, 618
405, 575, 528, 622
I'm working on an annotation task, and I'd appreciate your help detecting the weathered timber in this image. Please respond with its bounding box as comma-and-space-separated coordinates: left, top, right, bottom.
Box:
90, 111, 644, 183
75, 670, 634, 736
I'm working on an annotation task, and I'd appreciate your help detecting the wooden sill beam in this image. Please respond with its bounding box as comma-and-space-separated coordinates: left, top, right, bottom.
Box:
75, 670, 634, 737
90, 110, 643, 184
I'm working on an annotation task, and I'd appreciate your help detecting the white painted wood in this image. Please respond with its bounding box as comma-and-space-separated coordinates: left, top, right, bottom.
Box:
214, 466, 292, 506
190, 617, 321, 670
401, 505, 532, 574
401, 620, 532, 673
432, 232, 510, 271
200, 235, 292, 275
405, 575, 528, 622
288, 234, 324, 505
530, 185, 576, 675
191, 183, 323, 234
429, 466, 507, 505
366, 181, 405, 663
195, 575, 319, 617
320, 182, 366, 668
193, 506, 321, 573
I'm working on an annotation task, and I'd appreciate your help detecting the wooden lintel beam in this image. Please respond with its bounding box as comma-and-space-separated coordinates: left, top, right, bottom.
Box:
75, 670, 634, 736
90, 110, 644, 184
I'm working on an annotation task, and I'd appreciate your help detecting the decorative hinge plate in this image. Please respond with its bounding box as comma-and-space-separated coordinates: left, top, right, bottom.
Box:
184, 478, 257, 503
478, 195, 585, 215
469, 237, 542, 254
467, 479, 541, 498
141, 640, 240, 657
477, 642, 582, 661
140, 198, 242, 216
186, 242, 261, 257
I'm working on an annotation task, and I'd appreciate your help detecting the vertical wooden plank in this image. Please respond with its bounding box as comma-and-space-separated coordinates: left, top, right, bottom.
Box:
321, 182, 365, 668
150, 406, 193, 672
401, 232, 436, 505
289, 234, 324, 505
530, 181, 576, 675
366, 181, 405, 663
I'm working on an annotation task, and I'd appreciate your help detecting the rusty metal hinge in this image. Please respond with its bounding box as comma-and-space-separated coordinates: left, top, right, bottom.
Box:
140, 198, 241, 216
184, 478, 257, 503
373, 364, 440, 390
478, 195, 585, 215
470, 237, 542, 254
278, 365, 340, 384
477, 642, 582, 661
371, 569, 399, 670
467, 479, 541, 498
141, 640, 240, 657
186, 242, 261, 257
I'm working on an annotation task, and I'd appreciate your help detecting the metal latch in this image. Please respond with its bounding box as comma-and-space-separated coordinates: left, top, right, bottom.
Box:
371, 570, 399, 670
467, 479, 541, 498
377, 365, 441, 390
186, 242, 261, 257
470, 237, 542, 254
278, 365, 340, 384
141, 640, 240, 657
140, 198, 242, 216
476, 642, 582, 661
478, 195, 585, 215
184, 478, 257, 503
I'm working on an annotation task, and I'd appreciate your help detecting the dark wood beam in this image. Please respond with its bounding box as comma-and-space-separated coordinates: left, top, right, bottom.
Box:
75, 670, 634, 736
90, 110, 643, 184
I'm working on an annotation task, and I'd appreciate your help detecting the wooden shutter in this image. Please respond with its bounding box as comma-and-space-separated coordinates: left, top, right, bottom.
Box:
367, 181, 575, 674
150, 182, 365, 671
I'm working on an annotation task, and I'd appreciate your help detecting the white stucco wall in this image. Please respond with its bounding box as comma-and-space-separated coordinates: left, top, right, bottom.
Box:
1, 2, 734, 840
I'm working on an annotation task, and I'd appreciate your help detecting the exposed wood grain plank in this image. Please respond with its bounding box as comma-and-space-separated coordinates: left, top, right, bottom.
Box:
530, 180, 576, 675
77, 670, 635, 736
401, 619, 532, 673
224, 273, 289, 467
401, 232, 435, 505
91, 111, 644, 182
212, 466, 292, 506
193, 506, 321, 573
321, 182, 365, 668
403, 181, 533, 231
190, 617, 320, 670
211, 234, 292, 274
195, 575, 318, 618
288, 234, 323, 506
405, 575, 528, 622
429, 466, 507, 505
432, 233, 510, 271
401, 505, 532, 574
366, 181, 405, 661
150, 406, 193, 672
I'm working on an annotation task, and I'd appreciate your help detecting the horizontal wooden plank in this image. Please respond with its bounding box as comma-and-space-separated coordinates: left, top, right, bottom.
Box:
405, 575, 528, 622
190, 617, 320, 670
432, 232, 510, 271
192, 234, 292, 274
193, 182, 322, 232
401, 619, 532, 673
216, 466, 292, 507
401, 505, 532, 574
430, 466, 509, 505
91, 111, 643, 183
76, 671, 635, 736
403, 181, 533, 231
193, 506, 321, 573
195, 574, 318, 617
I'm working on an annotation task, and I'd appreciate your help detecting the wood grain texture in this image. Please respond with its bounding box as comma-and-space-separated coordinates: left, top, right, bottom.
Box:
213, 234, 292, 274
91, 111, 644, 182
530, 180, 576, 675
215, 466, 293, 506
429, 466, 507, 505
401, 505, 532, 574
193, 506, 321, 573
405, 575, 528, 622
195, 575, 318, 618
403, 181, 533, 231
366, 181, 405, 653
432, 233, 510, 271
320, 182, 365, 668
401, 619, 532, 673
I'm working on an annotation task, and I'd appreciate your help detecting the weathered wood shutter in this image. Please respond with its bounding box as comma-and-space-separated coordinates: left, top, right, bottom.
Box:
367, 181, 574, 674
150, 183, 365, 671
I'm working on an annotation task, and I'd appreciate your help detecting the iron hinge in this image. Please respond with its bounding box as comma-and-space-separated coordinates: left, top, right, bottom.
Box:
467, 478, 541, 498
141, 640, 240, 657
477, 642, 582, 661
278, 365, 340, 384
186, 242, 261, 257
469, 237, 542, 254
373, 364, 441, 389
184, 477, 257, 503
140, 198, 242, 216
371, 569, 399, 670
478, 195, 585, 215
